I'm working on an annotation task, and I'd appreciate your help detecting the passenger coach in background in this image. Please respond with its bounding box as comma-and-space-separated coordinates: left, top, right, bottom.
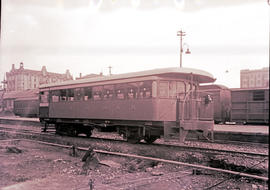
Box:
39, 67, 216, 143
2, 89, 39, 117
14, 96, 39, 117
198, 84, 231, 124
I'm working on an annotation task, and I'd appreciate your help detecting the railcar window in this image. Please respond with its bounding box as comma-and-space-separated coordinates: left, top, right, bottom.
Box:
103, 85, 114, 100
115, 84, 126, 100
84, 87, 92, 100
67, 89, 75, 101
51, 90, 60, 102
40, 91, 49, 103
159, 81, 169, 98
159, 81, 187, 99
176, 82, 185, 99
127, 83, 138, 99
169, 81, 177, 98
253, 91, 265, 101
74, 88, 83, 101
93, 86, 103, 100
127, 88, 136, 99
60, 89, 67, 101
138, 81, 152, 99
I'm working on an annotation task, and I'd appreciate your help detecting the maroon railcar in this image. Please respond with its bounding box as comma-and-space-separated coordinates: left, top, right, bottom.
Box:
39, 67, 216, 143
14, 96, 39, 117
2, 89, 39, 116
198, 84, 231, 124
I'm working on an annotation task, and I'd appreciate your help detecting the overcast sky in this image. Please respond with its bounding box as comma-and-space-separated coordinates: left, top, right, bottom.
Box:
0, 0, 269, 88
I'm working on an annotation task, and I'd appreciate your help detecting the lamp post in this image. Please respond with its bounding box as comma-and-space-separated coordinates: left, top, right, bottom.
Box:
177, 30, 191, 68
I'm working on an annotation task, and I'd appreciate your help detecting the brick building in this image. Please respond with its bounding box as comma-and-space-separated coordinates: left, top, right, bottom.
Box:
240, 67, 269, 88
5, 62, 73, 92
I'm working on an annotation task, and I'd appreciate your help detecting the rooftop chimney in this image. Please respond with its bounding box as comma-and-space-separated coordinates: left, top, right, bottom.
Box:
20, 62, 24, 69
41, 66, 47, 76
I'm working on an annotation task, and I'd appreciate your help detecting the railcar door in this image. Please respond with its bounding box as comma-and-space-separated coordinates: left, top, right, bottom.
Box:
39, 90, 49, 119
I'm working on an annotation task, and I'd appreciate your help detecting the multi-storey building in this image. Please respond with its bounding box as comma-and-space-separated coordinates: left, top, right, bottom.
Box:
240, 67, 269, 88
5, 62, 73, 92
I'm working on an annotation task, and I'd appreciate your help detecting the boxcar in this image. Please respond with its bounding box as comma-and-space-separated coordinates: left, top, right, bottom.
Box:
198, 84, 231, 124
230, 87, 269, 124
39, 67, 216, 143
14, 96, 39, 117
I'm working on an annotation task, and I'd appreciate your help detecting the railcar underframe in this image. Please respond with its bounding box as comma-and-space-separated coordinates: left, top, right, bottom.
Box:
40, 117, 164, 143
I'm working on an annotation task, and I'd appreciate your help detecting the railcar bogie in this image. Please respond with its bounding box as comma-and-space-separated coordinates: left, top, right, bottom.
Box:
54, 123, 94, 137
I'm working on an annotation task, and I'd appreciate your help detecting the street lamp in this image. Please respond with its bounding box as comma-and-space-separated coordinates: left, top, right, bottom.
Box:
177, 30, 191, 68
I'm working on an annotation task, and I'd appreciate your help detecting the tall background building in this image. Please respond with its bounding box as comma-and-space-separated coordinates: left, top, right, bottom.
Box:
0, 62, 73, 112
4, 62, 73, 92
240, 67, 269, 88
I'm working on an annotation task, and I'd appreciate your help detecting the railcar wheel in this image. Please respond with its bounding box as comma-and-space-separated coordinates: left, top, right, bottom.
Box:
71, 129, 78, 137
55, 124, 62, 135
66, 127, 76, 137
86, 131, 92, 138
127, 136, 140, 144
144, 136, 158, 144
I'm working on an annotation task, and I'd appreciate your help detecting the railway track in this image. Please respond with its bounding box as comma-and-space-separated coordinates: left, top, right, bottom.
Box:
1, 124, 269, 183
1, 127, 268, 190
1, 138, 268, 183
0, 125, 268, 158
1, 126, 269, 183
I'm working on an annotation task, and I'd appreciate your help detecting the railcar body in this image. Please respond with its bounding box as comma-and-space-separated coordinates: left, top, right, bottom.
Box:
39, 67, 216, 143
198, 84, 231, 124
14, 97, 39, 117
2, 89, 39, 116
230, 87, 269, 124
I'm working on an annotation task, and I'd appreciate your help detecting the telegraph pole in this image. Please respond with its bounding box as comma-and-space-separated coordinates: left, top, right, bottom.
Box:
177, 30, 191, 68
177, 30, 185, 68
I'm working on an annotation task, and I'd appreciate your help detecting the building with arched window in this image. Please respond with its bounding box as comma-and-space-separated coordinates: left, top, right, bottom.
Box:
5, 62, 73, 92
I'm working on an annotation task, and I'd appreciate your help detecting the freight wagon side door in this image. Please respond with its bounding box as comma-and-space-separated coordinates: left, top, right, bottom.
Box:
39, 90, 49, 119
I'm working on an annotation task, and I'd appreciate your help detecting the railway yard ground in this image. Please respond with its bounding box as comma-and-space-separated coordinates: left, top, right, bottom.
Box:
0, 117, 269, 190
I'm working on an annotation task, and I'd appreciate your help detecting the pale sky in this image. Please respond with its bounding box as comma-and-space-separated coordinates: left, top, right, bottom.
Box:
0, 0, 269, 88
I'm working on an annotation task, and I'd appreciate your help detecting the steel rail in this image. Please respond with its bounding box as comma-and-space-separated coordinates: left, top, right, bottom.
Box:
14, 139, 268, 182
153, 142, 268, 157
